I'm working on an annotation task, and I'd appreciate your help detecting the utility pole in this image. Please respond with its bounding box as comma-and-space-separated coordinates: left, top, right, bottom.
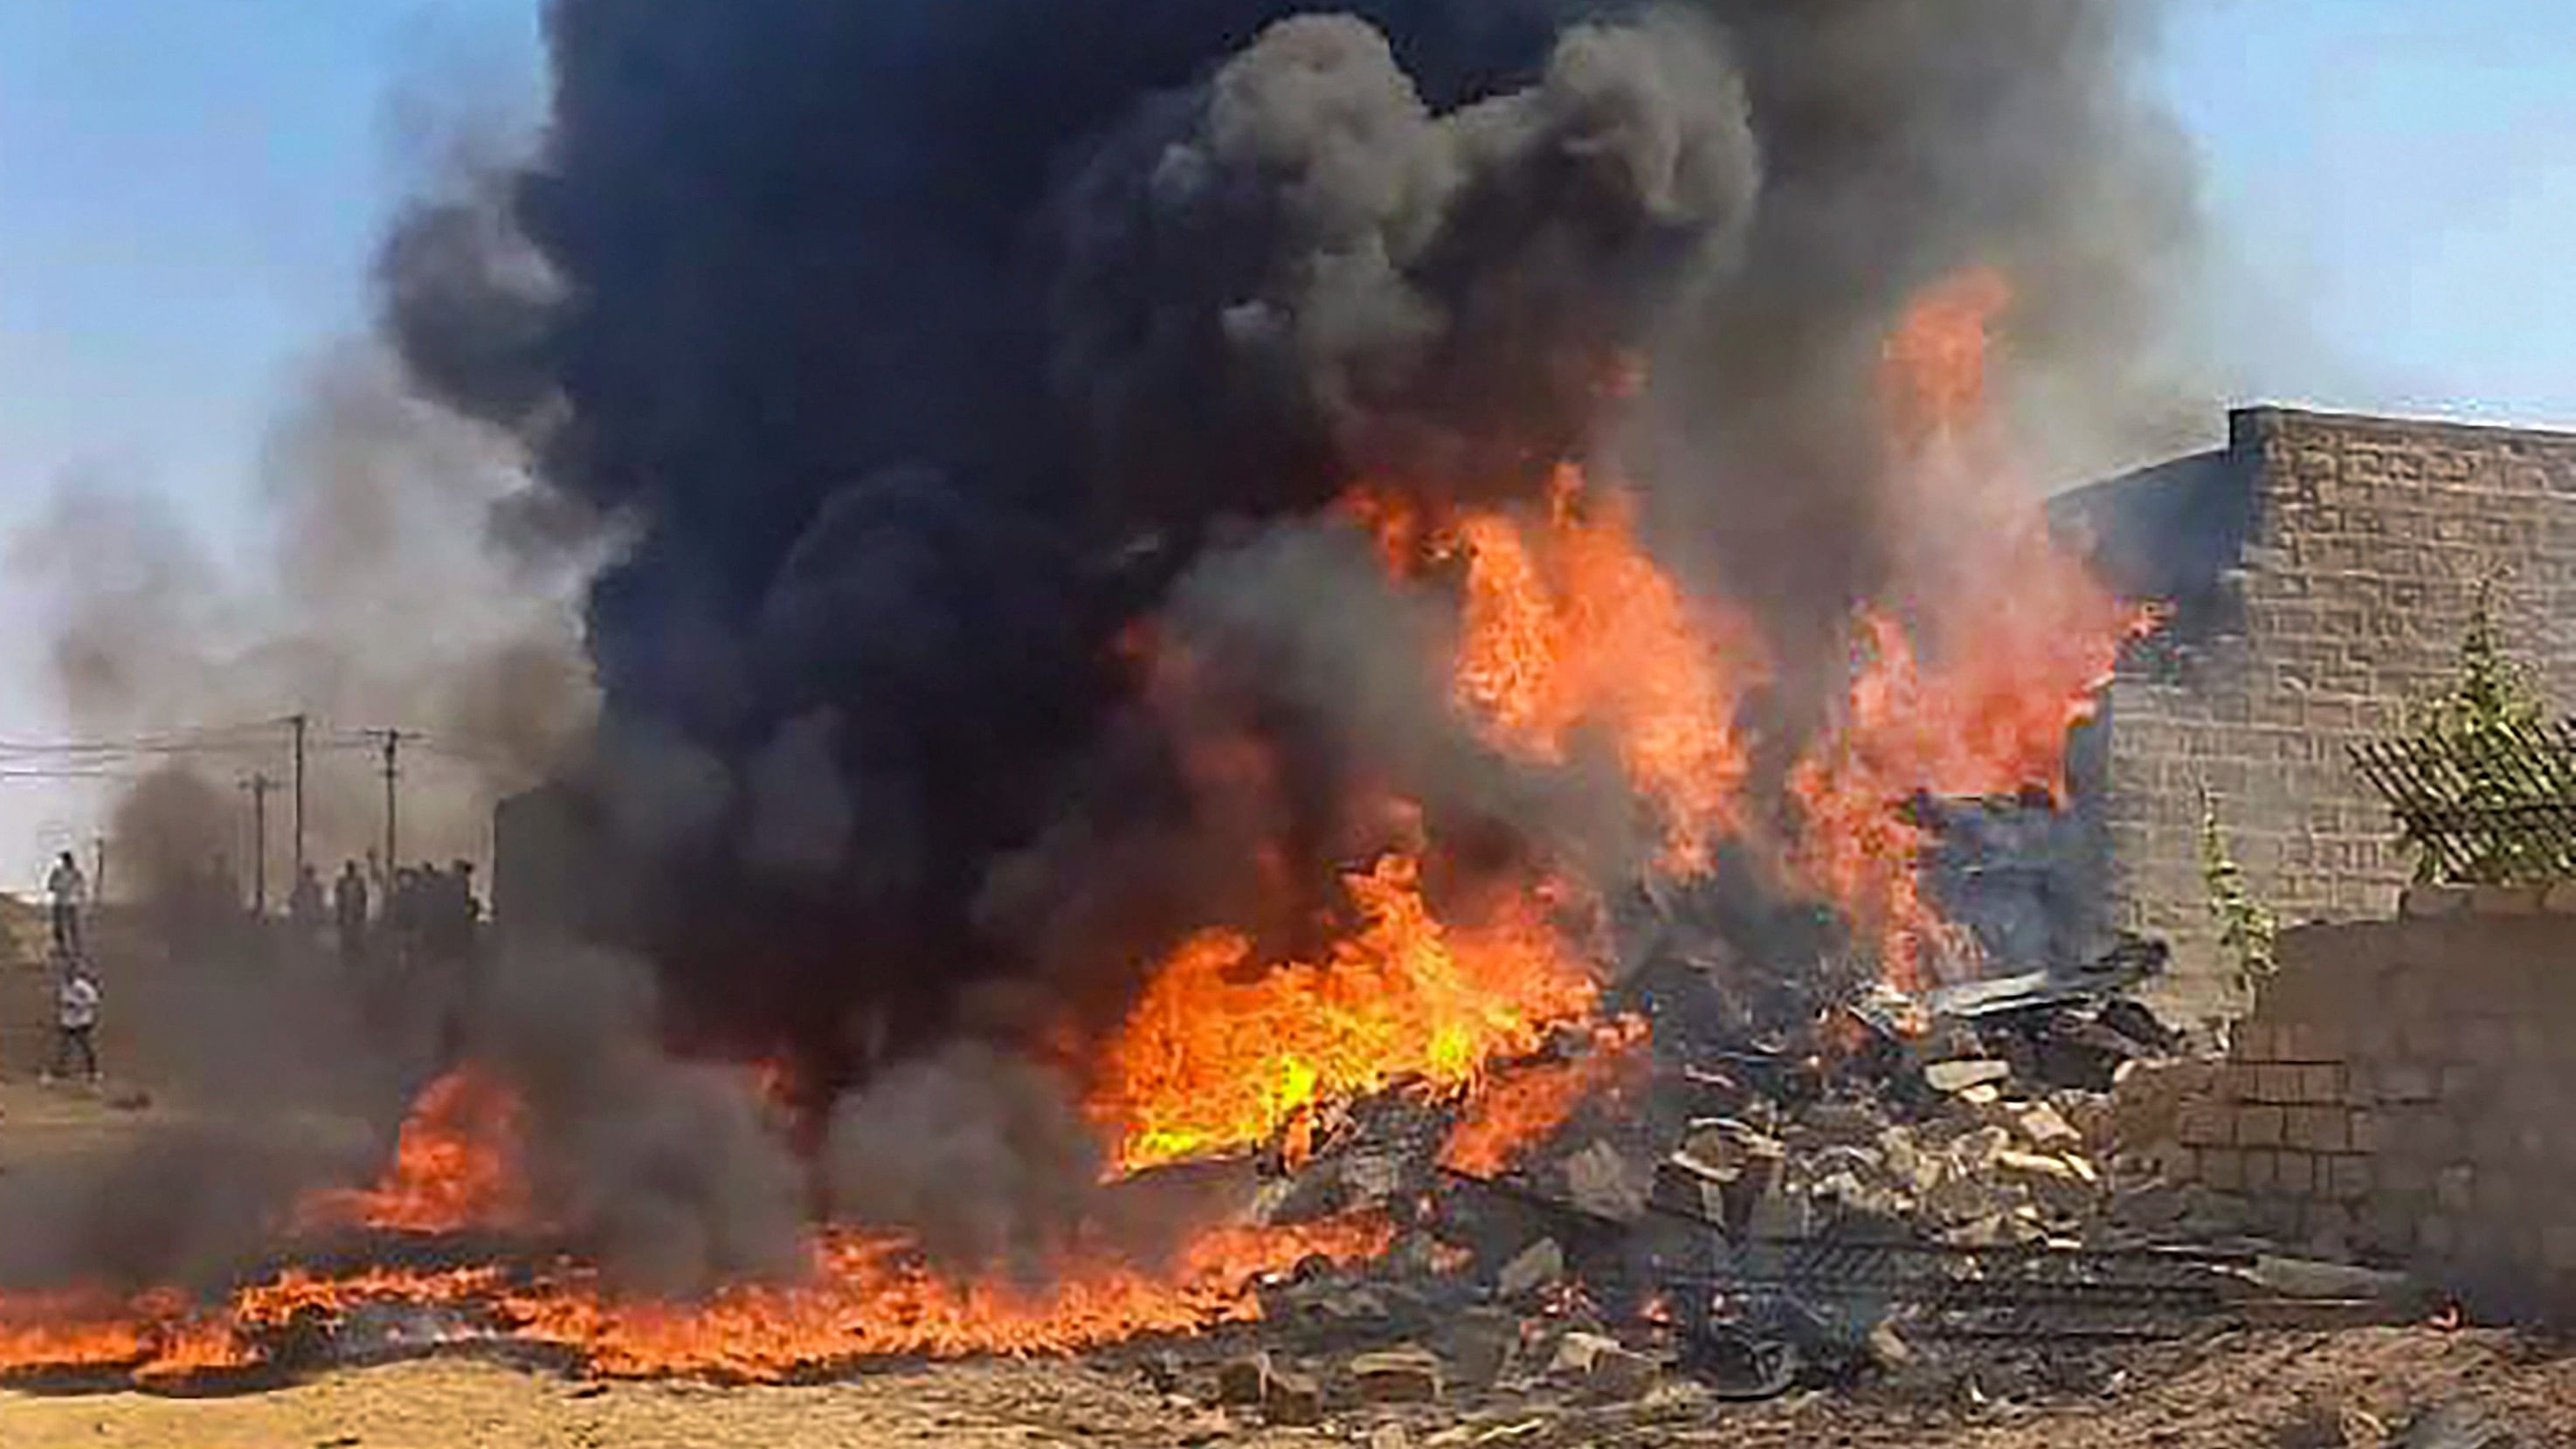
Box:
243, 773, 274, 915
289, 714, 308, 884
375, 729, 411, 877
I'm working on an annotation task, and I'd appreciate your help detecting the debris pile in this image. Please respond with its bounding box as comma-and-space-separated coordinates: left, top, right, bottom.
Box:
1135, 921, 2449, 1438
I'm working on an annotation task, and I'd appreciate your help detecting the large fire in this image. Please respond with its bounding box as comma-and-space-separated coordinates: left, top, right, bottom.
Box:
1788, 268, 2149, 988
1450, 468, 1766, 875
1088, 849, 1599, 1172
0, 265, 2150, 1390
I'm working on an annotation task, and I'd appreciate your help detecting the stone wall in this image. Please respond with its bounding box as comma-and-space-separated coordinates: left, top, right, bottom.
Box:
2162, 893, 2576, 1314
2068, 408, 2576, 1017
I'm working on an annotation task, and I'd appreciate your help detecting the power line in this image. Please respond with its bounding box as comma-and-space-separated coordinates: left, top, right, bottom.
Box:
0, 718, 295, 758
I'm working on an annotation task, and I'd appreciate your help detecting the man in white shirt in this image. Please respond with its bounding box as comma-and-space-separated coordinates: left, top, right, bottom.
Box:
51, 956, 100, 1084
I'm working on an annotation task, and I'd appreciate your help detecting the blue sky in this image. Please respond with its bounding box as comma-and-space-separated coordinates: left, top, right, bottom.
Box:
1, 0, 2574, 867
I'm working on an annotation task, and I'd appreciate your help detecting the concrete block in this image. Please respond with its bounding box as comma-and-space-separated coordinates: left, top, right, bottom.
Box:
2242, 1150, 2279, 1195
2236, 1106, 2288, 1148
2200, 1149, 2244, 1191
2179, 1103, 2233, 1148
2342, 1063, 2377, 1106
2327, 1155, 2373, 1201
1350, 1348, 1443, 1404
2296, 1066, 2344, 1105
1264, 1370, 1323, 1427
2276, 1025, 2321, 1063
2255, 1065, 2303, 1103
2231, 1025, 2278, 1063
2276, 1151, 2317, 1197
2289, 1107, 2352, 1154
2349, 1110, 2384, 1155
2223, 1064, 2263, 1102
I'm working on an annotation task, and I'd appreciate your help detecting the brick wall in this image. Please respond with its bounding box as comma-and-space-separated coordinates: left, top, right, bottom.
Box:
2075, 408, 2576, 1017
2163, 892, 2576, 1314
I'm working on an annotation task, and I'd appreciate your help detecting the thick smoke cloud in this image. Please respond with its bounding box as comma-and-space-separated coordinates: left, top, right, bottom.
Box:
0, 0, 2206, 1301
473, 944, 809, 1294
373, 0, 2197, 1244
1053, 10, 1758, 522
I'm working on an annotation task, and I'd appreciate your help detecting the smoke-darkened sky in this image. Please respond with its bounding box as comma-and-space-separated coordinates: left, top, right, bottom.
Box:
1, 0, 2574, 883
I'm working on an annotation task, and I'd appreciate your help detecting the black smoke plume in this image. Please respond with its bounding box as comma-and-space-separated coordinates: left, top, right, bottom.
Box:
390, 0, 2200, 1094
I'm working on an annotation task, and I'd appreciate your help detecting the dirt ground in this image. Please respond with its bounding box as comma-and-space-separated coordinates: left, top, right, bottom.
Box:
0, 1323, 2572, 1449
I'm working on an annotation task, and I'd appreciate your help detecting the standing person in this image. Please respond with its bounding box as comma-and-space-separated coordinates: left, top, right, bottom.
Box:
452, 861, 481, 954
390, 866, 423, 970
288, 864, 326, 945
434, 860, 481, 964
46, 850, 86, 956
50, 954, 100, 1085
333, 859, 371, 968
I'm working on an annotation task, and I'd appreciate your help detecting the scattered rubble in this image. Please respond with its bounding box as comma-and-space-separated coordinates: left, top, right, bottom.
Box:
1493, 1239, 1564, 1301
1349, 1347, 1442, 1404
1127, 924, 2462, 1441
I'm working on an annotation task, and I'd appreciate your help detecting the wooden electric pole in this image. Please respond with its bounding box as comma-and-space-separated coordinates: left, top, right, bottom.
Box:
243, 773, 275, 915
374, 729, 412, 875
290, 713, 308, 883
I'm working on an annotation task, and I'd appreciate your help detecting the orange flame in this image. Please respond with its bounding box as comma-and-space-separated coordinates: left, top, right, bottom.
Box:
1451, 466, 1765, 873
1335, 483, 1433, 576
1088, 849, 1598, 1172
494, 1215, 1391, 1376
1882, 266, 2011, 452
1437, 1017, 1648, 1176
0, 1217, 1391, 1384
1791, 266, 2150, 988
298, 1066, 531, 1234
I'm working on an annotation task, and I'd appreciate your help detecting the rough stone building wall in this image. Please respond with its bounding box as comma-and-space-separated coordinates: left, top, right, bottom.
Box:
2164, 893, 2576, 1315
2062, 408, 2576, 1018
